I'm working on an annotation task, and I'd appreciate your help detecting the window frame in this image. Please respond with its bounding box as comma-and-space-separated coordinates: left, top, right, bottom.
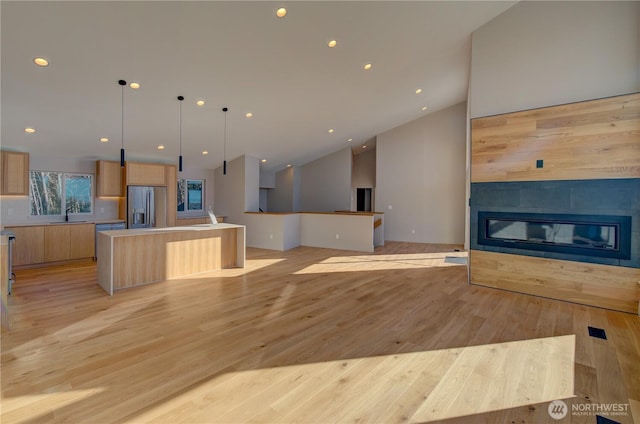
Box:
29, 170, 94, 217
177, 178, 205, 213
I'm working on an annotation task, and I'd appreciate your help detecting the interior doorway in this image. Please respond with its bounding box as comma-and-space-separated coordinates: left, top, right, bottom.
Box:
356, 188, 372, 212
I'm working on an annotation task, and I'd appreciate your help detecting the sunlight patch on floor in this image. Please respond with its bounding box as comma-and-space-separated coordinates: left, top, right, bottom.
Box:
132, 335, 575, 423
293, 252, 468, 274
1, 388, 106, 423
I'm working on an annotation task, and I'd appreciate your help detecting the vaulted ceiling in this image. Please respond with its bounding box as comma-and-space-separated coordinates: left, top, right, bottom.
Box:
1, 1, 515, 171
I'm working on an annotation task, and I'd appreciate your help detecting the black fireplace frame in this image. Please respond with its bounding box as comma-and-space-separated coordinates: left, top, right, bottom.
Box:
477, 211, 632, 260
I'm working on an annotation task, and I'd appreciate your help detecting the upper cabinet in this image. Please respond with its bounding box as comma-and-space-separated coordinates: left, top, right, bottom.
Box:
0, 151, 29, 195
126, 162, 166, 186
96, 160, 123, 197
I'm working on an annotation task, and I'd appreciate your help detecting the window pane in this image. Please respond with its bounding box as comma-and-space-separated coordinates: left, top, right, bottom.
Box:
177, 179, 185, 212
30, 171, 62, 215
187, 180, 203, 210
65, 174, 92, 213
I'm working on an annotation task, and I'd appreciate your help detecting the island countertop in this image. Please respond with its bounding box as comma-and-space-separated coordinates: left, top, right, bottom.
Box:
97, 223, 245, 295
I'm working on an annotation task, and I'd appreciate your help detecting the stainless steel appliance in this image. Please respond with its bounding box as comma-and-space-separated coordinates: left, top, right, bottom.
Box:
127, 186, 167, 229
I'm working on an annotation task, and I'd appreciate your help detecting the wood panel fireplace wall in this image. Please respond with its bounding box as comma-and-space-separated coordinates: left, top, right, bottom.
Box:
469, 93, 640, 314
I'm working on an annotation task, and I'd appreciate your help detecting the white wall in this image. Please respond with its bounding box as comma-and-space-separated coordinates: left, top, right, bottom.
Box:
376, 102, 467, 244
244, 155, 260, 213
300, 147, 352, 212
0, 153, 120, 226
470, 1, 640, 119
351, 148, 376, 211
259, 170, 275, 188
300, 213, 375, 252
268, 167, 295, 212
242, 213, 300, 250
213, 155, 246, 223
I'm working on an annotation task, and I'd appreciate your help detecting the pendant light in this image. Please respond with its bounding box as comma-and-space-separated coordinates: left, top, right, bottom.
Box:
118, 79, 127, 167
177, 95, 184, 172
222, 107, 228, 175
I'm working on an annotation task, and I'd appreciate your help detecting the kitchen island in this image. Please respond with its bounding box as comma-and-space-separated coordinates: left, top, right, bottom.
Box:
96, 223, 245, 295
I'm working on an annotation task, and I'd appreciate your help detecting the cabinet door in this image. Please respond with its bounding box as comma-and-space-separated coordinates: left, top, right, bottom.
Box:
0, 151, 29, 195
126, 162, 166, 186
69, 224, 95, 259
165, 165, 177, 227
44, 225, 70, 262
96, 160, 122, 197
7, 226, 45, 266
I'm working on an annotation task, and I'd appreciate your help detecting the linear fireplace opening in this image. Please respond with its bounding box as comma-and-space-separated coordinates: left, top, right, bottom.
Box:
478, 212, 631, 260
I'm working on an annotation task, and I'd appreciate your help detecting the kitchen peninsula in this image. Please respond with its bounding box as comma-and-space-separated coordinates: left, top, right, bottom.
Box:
96, 223, 245, 295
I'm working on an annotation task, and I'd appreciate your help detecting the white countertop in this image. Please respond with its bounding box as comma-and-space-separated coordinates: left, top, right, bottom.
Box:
99, 223, 244, 237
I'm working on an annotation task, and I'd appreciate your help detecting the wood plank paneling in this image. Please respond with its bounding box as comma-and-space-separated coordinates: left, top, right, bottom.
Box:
165, 164, 177, 227
471, 93, 640, 182
470, 250, 640, 314
125, 162, 166, 186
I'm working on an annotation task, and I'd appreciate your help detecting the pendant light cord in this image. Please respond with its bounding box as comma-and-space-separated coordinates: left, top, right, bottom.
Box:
223, 111, 227, 162
179, 100, 183, 156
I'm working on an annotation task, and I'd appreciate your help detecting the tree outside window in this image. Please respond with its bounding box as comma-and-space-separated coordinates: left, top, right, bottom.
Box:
177, 179, 204, 212
30, 171, 93, 216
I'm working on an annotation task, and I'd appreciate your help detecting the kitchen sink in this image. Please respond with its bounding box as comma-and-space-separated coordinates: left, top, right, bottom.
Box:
49, 220, 87, 224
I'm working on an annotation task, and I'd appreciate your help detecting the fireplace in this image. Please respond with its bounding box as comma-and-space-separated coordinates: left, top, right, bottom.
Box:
477, 212, 631, 260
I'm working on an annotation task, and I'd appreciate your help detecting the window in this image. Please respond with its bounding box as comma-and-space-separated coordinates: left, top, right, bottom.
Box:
30, 171, 93, 216
177, 179, 204, 212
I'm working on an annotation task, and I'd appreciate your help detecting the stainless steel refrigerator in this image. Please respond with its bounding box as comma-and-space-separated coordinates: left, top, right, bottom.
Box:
127, 186, 167, 229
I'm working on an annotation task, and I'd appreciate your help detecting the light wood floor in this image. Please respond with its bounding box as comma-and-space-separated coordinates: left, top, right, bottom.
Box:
1, 242, 639, 424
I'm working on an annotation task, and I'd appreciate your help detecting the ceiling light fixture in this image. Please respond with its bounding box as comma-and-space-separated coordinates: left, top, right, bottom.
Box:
24, 127, 36, 133
130, 82, 140, 89
157, 145, 165, 150
415, 88, 422, 94
222, 107, 229, 175
118, 79, 126, 167
33, 57, 49, 67
287, 164, 292, 168
276, 7, 287, 18
328, 129, 334, 133
362, 145, 367, 149
328, 40, 337, 48
100, 137, 109, 143
202, 151, 208, 155
177, 95, 184, 172
347, 138, 353, 142
261, 159, 267, 163
363, 63, 372, 70
245, 112, 253, 118
196, 100, 205, 106
421, 106, 428, 111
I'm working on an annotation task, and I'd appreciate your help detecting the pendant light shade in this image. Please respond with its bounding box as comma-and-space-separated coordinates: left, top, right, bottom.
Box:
177, 95, 184, 172
222, 107, 228, 175
119, 80, 127, 167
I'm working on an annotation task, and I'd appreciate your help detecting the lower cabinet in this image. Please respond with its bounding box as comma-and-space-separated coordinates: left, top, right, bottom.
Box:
8, 223, 95, 266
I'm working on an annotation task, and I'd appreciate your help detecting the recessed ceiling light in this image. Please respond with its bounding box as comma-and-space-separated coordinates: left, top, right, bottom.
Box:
130, 82, 140, 89
328, 129, 334, 133
287, 164, 292, 168
100, 137, 109, 143
363, 63, 372, 70
245, 112, 253, 118
196, 100, 205, 106
328, 40, 337, 48
157, 145, 165, 150
261, 159, 267, 163
24, 128, 36, 133
362, 145, 367, 149
347, 138, 353, 142
33, 57, 49, 67
276, 7, 287, 18
421, 106, 428, 111
415, 88, 422, 94
202, 150, 208, 155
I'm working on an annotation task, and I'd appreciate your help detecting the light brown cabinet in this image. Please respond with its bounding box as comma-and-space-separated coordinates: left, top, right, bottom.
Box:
96, 160, 123, 197
165, 165, 177, 227
7, 223, 95, 266
0, 151, 29, 195
126, 162, 166, 186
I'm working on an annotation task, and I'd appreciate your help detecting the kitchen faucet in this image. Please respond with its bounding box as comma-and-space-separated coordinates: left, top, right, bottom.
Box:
65, 208, 70, 222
